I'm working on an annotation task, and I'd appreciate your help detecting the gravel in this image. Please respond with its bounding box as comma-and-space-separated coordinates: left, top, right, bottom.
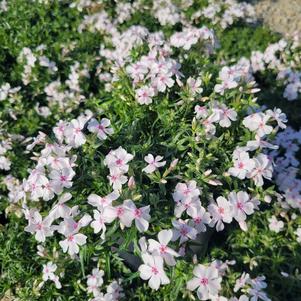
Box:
254, 0, 301, 37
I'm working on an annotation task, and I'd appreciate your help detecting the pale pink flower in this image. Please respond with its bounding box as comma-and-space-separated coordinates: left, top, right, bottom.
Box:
49, 193, 72, 220
59, 232, 87, 256
135, 86, 155, 105
187, 264, 222, 300
187, 77, 203, 95
249, 154, 273, 187
105, 279, 124, 300
123, 199, 151, 232
57, 214, 91, 236
268, 216, 284, 233
229, 191, 254, 223
103, 204, 133, 228
53, 120, 68, 143
214, 79, 238, 95
88, 118, 114, 140
234, 272, 250, 292
174, 197, 202, 218
49, 167, 75, 194
87, 268, 104, 297
210, 103, 237, 128
187, 206, 211, 233
153, 72, 175, 92
148, 229, 179, 266
90, 210, 107, 239
228, 149, 255, 180
138, 253, 170, 290
266, 108, 287, 129
42, 262, 62, 289
208, 197, 233, 231
243, 113, 273, 138
64, 117, 87, 147
195, 105, 208, 119
104, 147, 134, 173
172, 219, 198, 244
108, 170, 128, 191
142, 154, 166, 174
246, 135, 278, 151
24, 211, 54, 242
42, 261, 57, 281
88, 191, 119, 210
172, 180, 201, 204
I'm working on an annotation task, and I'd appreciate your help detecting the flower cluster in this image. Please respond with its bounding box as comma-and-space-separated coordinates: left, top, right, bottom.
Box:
0, 0, 300, 300
191, 0, 256, 29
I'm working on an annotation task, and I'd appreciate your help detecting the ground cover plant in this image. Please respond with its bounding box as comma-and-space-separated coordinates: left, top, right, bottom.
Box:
0, 0, 301, 300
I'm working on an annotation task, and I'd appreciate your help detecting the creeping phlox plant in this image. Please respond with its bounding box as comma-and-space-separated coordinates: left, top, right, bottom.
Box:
0, 0, 301, 301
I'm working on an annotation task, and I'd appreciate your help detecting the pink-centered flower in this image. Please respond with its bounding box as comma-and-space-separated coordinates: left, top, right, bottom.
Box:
148, 229, 179, 266
187, 264, 222, 300
138, 253, 170, 290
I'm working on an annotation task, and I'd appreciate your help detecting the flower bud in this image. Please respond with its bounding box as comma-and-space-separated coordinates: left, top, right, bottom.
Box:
128, 176, 136, 190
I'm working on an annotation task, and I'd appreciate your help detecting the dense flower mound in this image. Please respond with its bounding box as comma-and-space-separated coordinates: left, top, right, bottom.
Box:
0, 1, 301, 301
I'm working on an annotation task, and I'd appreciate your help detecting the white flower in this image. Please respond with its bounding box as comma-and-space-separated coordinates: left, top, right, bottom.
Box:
249, 154, 273, 187
42, 261, 57, 281
148, 230, 179, 266
229, 191, 254, 230
172, 219, 198, 244
123, 199, 151, 232
59, 232, 87, 256
228, 149, 255, 180
49, 167, 75, 194
195, 105, 208, 119
142, 154, 166, 174
295, 228, 301, 243
24, 211, 54, 242
187, 264, 222, 300
135, 86, 155, 105
103, 204, 133, 229
64, 117, 87, 147
90, 210, 107, 239
268, 216, 284, 233
42, 261, 62, 289
229, 191, 254, 222
188, 206, 211, 233
243, 113, 273, 138
138, 253, 170, 290
49, 193, 72, 220
266, 108, 287, 129
88, 191, 119, 210
87, 268, 104, 297
208, 197, 233, 232
210, 103, 237, 128
108, 170, 128, 191
187, 77, 203, 95
88, 118, 114, 140
172, 180, 201, 204
104, 147, 134, 174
